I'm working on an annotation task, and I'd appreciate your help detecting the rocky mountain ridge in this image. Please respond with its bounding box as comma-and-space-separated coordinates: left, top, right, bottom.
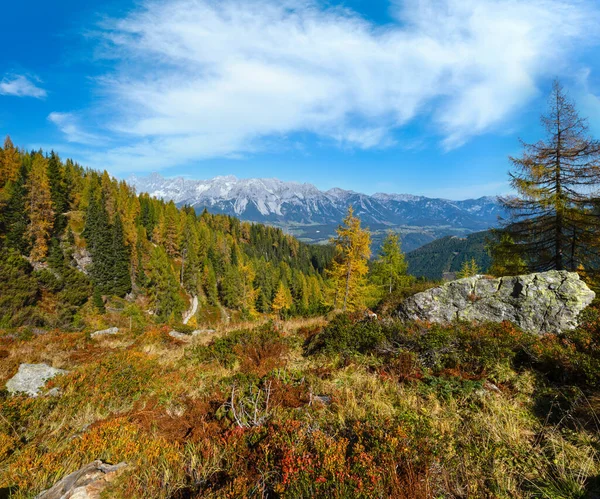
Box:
128, 173, 505, 233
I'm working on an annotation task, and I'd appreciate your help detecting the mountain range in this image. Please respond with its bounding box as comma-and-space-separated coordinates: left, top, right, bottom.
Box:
128, 173, 506, 251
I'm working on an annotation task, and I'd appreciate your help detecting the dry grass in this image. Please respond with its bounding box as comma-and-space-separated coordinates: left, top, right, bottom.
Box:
1, 315, 599, 498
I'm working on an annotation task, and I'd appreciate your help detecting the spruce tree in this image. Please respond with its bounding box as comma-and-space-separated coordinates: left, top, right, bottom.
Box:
83, 192, 114, 293
148, 246, 184, 322
1, 163, 29, 253
47, 151, 67, 235
111, 213, 132, 297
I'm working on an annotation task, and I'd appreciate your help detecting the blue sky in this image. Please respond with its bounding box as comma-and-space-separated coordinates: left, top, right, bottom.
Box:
1, 0, 600, 199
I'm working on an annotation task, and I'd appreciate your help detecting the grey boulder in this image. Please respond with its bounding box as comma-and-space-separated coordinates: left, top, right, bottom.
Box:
397, 270, 595, 334
90, 327, 119, 338
6, 363, 69, 397
35, 460, 127, 499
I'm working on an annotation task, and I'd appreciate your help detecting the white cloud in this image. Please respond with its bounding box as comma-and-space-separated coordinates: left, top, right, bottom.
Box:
0, 74, 47, 99
48, 112, 102, 145
57, 0, 599, 171
575, 68, 600, 135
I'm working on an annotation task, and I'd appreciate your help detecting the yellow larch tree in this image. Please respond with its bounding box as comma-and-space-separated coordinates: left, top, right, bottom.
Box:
272, 280, 293, 318
329, 206, 371, 312
0, 136, 21, 188
26, 154, 55, 262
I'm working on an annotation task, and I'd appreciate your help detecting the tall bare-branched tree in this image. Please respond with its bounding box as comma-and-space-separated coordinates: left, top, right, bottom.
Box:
500, 80, 600, 273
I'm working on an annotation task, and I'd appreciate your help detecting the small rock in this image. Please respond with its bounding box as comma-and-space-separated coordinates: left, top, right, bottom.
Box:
35, 460, 127, 499
6, 363, 68, 397
168, 330, 190, 341
310, 394, 332, 406
90, 327, 119, 339
191, 329, 216, 336
46, 387, 62, 397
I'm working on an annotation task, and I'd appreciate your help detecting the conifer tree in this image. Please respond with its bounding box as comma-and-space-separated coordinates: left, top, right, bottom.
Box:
501, 80, 600, 272
47, 151, 67, 235
371, 232, 409, 294
181, 214, 200, 293
488, 232, 527, 277
111, 213, 132, 296
0, 136, 20, 188
83, 192, 113, 293
148, 246, 184, 322
26, 154, 54, 262
272, 280, 293, 318
0, 162, 29, 253
458, 258, 480, 278
202, 260, 219, 306
329, 206, 371, 311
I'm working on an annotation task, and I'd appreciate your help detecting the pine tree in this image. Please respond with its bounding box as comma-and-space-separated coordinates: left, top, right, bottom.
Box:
501, 80, 600, 272
26, 154, 54, 262
329, 206, 371, 312
371, 232, 409, 294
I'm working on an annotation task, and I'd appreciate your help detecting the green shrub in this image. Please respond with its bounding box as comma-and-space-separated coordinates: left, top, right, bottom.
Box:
305, 313, 386, 355
0, 250, 39, 325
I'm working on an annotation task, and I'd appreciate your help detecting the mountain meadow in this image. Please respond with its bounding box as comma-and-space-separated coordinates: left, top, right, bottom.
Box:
2, 81, 600, 499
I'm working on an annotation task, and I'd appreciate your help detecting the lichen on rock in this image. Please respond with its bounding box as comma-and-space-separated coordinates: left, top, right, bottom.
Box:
397, 270, 595, 334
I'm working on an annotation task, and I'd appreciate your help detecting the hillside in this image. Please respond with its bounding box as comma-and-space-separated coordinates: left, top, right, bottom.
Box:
2, 309, 600, 497
129, 173, 505, 251
406, 231, 492, 280
0, 140, 334, 329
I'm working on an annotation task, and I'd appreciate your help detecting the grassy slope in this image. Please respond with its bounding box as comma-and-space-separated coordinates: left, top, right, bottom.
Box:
1, 308, 600, 498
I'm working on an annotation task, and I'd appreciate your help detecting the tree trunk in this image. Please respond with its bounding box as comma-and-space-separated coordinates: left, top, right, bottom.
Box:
555, 102, 564, 271
343, 262, 351, 312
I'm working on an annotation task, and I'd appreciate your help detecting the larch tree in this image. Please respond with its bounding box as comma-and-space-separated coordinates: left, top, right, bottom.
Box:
26, 154, 54, 262
329, 206, 371, 312
501, 80, 600, 272
0, 136, 21, 188
372, 232, 409, 294
458, 258, 480, 278
272, 280, 293, 318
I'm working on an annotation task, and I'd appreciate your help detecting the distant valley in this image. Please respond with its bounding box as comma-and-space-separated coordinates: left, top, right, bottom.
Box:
129, 173, 506, 252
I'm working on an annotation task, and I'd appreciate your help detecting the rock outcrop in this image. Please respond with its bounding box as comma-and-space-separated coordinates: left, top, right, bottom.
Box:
35, 460, 127, 499
397, 270, 595, 334
90, 327, 119, 338
6, 363, 68, 397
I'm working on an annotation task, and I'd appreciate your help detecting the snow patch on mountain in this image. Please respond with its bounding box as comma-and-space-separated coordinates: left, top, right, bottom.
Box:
128, 173, 504, 230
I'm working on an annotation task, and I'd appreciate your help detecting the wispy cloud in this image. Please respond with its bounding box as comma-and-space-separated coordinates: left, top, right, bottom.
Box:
54, 0, 599, 172
0, 74, 47, 99
48, 112, 102, 145
575, 68, 600, 135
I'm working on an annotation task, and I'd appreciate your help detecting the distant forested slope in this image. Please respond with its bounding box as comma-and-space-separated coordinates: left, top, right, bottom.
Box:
406, 231, 492, 280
